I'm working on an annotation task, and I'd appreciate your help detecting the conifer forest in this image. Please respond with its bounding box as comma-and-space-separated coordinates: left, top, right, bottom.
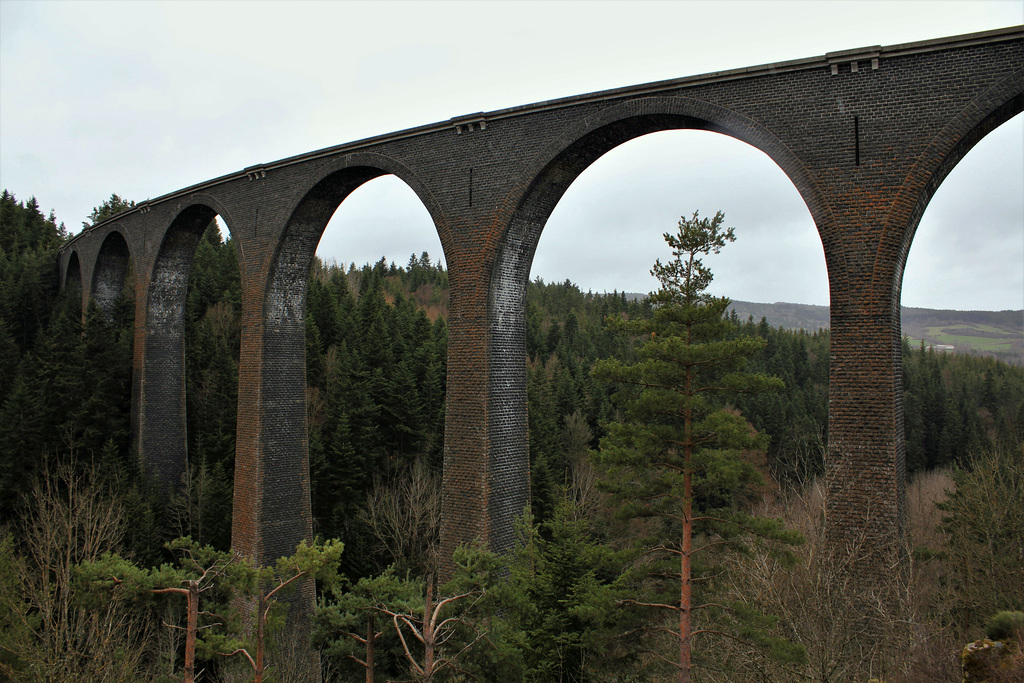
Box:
1, 191, 1022, 682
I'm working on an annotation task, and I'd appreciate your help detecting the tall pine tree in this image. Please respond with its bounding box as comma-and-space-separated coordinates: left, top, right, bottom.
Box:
592, 211, 802, 681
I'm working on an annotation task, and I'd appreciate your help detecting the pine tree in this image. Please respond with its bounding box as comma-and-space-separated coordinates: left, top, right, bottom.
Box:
592, 211, 802, 682
82, 193, 135, 229
507, 499, 626, 681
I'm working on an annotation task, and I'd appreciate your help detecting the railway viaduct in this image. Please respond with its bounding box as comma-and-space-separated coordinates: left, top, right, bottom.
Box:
59, 24, 1023, 637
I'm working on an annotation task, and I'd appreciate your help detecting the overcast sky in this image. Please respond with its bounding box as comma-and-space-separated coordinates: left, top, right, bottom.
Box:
1, 1, 1021, 310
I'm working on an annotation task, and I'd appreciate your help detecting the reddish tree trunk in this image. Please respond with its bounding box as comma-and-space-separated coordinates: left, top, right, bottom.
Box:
185, 580, 198, 683
366, 612, 375, 683
681, 467, 692, 683
681, 365, 693, 683
151, 583, 200, 683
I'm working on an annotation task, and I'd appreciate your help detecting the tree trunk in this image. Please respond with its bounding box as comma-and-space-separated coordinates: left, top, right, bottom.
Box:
366, 612, 375, 683
681, 466, 692, 683
256, 590, 266, 683
185, 580, 198, 683
424, 577, 435, 682
681, 365, 693, 683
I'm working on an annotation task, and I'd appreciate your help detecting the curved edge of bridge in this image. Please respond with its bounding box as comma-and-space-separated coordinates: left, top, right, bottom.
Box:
58, 24, 1023, 256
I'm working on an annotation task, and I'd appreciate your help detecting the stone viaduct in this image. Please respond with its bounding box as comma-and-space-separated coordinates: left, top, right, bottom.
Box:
60, 25, 1022, 609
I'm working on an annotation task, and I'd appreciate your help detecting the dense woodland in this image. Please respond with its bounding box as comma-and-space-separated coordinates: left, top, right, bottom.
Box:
1, 190, 1022, 681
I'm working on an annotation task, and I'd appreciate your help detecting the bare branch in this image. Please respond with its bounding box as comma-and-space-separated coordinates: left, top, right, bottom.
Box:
218, 648, 257, 670
392, 614, 425, 677
617, 598, 679, 611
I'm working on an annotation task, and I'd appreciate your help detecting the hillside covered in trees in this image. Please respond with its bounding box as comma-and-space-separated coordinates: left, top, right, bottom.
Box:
2, 191, 1022, 681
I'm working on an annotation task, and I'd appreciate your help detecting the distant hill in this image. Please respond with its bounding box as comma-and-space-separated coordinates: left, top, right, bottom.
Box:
726, 300, 1023, 365
728, 300, 830, 332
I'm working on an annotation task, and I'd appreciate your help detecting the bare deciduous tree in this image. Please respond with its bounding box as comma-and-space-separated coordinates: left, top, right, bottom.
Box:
723, 474, 962, 683
0, 456, 151, 682
562, 410, 603, 521
363, 458, 441, 574
167, 459, 217, 544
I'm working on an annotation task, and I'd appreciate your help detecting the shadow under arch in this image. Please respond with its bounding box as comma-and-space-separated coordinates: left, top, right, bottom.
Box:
265, 152, 448, 304
228, 154, 445, 675
173, 192, 244, 263
138, 202, 236, 488
60, 250, 84, 320
63, 250, 82, 294
479, 97, 831, 554
888, 71, 1024, 307
234, 154, 443, 565
92, 229, 132, 316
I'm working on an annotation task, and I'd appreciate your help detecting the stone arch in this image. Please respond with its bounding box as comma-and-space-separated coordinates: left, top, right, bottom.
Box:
91, 229, 132, 315
491, 98, 837, 373
150, 204, 220, 328
269, 153, 448, 294
887, 70, 1024, 306
137, 203, 223, 487
233, 153, 441, 565
63, 250, 82, 294
228, 154, 443, 675
499, 96, 836, 294
179, 192, 243, 263
853, 77, 1023, 543
481, 97, 829, 553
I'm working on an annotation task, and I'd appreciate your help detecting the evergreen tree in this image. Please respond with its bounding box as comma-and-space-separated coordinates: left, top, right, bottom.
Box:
315, 566, 416, 682
506, 499, 628, 681
592, 211, 802, 681
0, 191, 66, 356
82, 193, 135, 229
